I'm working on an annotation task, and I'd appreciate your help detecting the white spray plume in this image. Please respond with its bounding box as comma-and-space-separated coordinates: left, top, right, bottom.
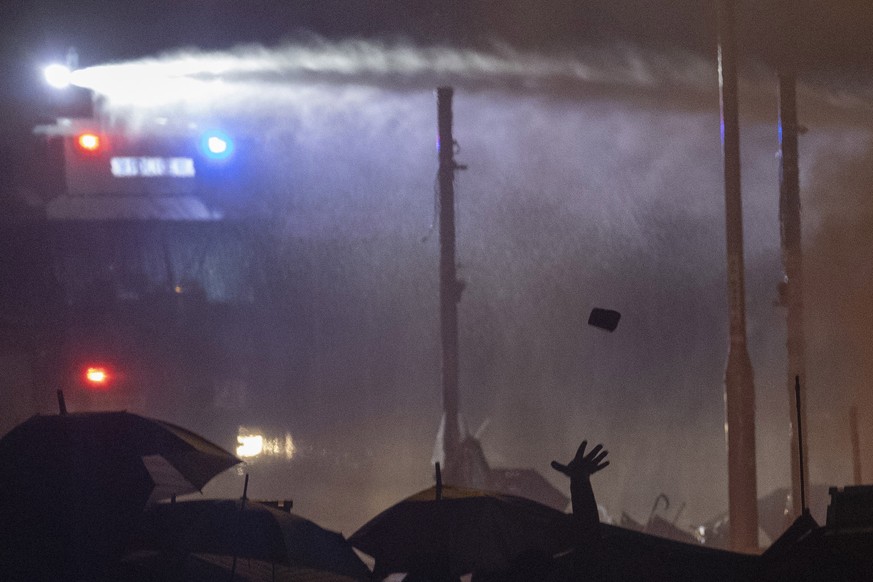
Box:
67, 40, 873, 131
70, 40, 709, 98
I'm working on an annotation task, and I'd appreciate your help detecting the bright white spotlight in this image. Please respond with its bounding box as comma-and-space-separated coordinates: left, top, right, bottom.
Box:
44, 64, 72, 89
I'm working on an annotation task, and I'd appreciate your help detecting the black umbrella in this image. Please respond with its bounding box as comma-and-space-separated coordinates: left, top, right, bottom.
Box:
136, 499, 371, 581
0, 411, 239, 498
119, 550, 366, 582
0, 410, 239, 579
350, 484, 574, 578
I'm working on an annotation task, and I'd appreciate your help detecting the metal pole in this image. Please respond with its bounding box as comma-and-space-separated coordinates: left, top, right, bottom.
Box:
776, 0, 809, 520
717, 0, 759, 553
794, 377, 807, 513
850, 405, 862, 485
437, 87, 462, 482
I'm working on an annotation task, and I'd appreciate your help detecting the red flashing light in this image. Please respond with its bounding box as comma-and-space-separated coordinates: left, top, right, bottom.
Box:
76, 133, 102, 153
83, 365, 111, 389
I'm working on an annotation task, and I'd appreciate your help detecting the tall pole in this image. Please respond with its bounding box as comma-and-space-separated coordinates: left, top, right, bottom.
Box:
437, 87, 462, 482
717, 0, 760, 552
850, 405, 862, 485
776, 0, 809, 520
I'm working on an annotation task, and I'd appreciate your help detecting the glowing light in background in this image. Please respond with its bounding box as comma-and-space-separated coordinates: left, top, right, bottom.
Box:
43, 63, 72, 89
110, 156, 196, 178
207, 136, 227, 154
83, 366, 111, 389
76, 133, 101, 152
236, 427, 296, 460
200, 130, 234, 160
236, 433, 264, 458
69, 62, 227, 108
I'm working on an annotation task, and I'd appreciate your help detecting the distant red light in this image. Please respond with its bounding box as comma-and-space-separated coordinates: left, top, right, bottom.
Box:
83, 365, 111, 389
76, 133, 101, 153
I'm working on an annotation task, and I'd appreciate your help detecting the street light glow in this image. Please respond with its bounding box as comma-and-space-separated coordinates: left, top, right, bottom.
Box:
44, 64, 72, 89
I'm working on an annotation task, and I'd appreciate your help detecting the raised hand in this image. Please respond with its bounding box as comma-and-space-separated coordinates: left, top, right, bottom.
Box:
551, 441, 609, 480
551, 441, 609, 553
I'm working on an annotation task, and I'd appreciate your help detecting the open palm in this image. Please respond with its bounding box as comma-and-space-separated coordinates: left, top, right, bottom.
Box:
551, 441, 609, 480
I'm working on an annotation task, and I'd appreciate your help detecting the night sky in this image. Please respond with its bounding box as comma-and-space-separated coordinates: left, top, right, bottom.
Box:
1, 1, 873, 538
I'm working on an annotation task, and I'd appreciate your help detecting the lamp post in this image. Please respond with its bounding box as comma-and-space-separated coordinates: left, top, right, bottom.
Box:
775, 0, 809, 521
437, 87, 463, 483
717, 0, 759, 553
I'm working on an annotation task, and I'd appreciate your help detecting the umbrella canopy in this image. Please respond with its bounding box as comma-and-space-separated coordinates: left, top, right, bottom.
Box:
136, 499, 371, 581
119, 550, 366, 582
487, 468, 569, 511
0, 411, 239, 498
350, 484, 575, 578
0, 411, 239, 579
595, 524, 761, 581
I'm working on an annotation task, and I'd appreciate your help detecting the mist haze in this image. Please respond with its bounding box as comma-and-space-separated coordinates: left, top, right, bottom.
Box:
20, 39, 873, 539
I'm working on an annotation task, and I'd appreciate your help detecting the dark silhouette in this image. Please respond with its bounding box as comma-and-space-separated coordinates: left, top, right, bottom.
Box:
587, 308, 621, 332
402, 558, 462, 582
552, 441, 609, 542
471, 440, 610, 581
0, 410, 239, 581
550, 440, 610, 580
353, 483, 570, 580
472, 548, 554, 582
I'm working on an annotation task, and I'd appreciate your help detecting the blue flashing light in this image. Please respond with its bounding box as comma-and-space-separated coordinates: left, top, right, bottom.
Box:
208, 136, 227, 154
199, 130, 234, 160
